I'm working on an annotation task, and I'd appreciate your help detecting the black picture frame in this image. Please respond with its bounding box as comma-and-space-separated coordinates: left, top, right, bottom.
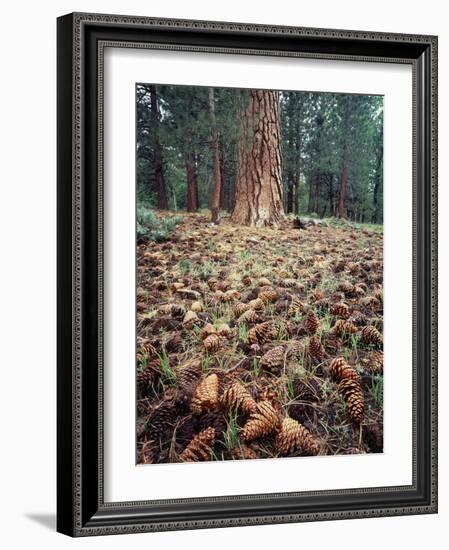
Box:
57, 12, 438, 536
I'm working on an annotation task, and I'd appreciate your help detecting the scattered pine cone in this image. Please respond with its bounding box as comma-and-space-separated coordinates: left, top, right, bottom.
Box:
248, 298, 265, 313
288, 298, 307, 317
191, 374, 219, 414
258, 289, 278, 304
179, 427, 215, 462
366, 350, 384, 374
176, 360, 203, 389
221, 381, 257, 415
361, 325, 383, 345
275, 417, 319, 456
259, 346, 285, 369
303, 311, 320, 334
233, 302, 251, 318
137, 360, 161, 392
136, 342, 157, 364
329, 357, 359, 382
183, 310, 200, 327
307, 336, 326, 360
238, 308, 259, 324
333, 319, 358, 336
147, 400, 177, 441
338, 378, 365, 423
230, 445, 258, 460
170, 303, 186, 319
200, 323, 217, 340
203, 333, 222, 353
322, 332, 341, 355
363, 424, 383, 453
248, 322, 276, 344
241, 401, 280, 441
330, 302, 350, 319
190, 300, 203, 312
242, 275, 252, 287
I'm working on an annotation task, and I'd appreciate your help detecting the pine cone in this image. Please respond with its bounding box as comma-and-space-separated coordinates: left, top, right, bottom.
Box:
338, 281, 355, 295
333, 319, 359, 336
183, 310, 200, 327
361, 325, 383, 345
248, 322, 276, 344
275, 417, 319, 456
191, 374, 219, 414
258, 289, 278, 304
190, 300, 204, 312
238, 308, 259, 324
348, 311, 368, 326
322, 332, 342, 355
366, 350, 384, 374
200, 323, 217, 340
233, 302, 251, 318
230, 445, 258, 460
287, 340, 306, 359
203, 333, 222, 353
338, 379, 365, 423
221, 381, 257, 415
307, 336, 326, 360
207, 278, 219, 291
330, 302, 350, 319
136, 342, 157, 364
176, 360, 203, 389
242, 275, 252, 287
137, 360, 161, 392
247, 298, 265, 312
224, 289, 241, 302
147, 400, 177, 441
171, 303, 186, 319
198, 410, 227, 441
303, 311, 320, 334
288, 298, 307, 317
259, 346, 285, 369
179, 427, 215, 462
241, 401, 280, 441
363, 424, 383, 452
329, 357, 359, 381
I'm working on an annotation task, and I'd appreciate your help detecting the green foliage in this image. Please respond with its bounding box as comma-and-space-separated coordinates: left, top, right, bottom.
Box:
137, 205, 182, 241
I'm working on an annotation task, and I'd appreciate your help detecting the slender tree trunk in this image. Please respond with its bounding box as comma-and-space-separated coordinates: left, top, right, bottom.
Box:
149, 85, 167, 210
308, 175, 315, 213
337, 142, 349, 218
373, 155, 382, 223
219, 142, 226, 210
208, 88, 222, 224
286, 172, 294, 213
294, 135, 301, 215
316, 174, 322, 217
186, 152, 198, 212
328, 173, 334, 216
231, 90, 284, 226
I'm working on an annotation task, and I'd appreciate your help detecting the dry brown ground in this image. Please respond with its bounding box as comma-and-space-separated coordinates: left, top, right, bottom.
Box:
136, 212, 383, 464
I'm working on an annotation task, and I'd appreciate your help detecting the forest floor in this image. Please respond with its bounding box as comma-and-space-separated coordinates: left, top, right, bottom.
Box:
136, 212, 383, 464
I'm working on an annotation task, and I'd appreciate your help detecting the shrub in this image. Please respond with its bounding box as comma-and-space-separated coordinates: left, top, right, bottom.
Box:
137, 206, 182, 241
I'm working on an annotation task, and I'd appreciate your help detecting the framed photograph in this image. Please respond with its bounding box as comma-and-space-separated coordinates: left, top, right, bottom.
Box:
57, 12, 438, 536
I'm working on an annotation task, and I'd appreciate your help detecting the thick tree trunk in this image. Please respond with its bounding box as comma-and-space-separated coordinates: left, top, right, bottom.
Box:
149, 85, 167, 210
208, 88, 222, 224
231, 90, 284, 226
337, 142, 349, 218
186, 152, 198, 212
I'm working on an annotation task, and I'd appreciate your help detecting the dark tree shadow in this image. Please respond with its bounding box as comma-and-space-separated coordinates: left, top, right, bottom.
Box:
25, 513, 56, 531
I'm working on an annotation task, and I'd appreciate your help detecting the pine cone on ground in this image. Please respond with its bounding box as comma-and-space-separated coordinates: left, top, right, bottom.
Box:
191, 374, 219, 414
248, 298, 265, 313
259, 346, 285, 370
238, 308, 259, 324
176, 360, 203, 389
179, 427, 215, 462
288, 298, 307, 317
147, 400, 177, 441
242, 275, 252, 287
330, 302, 350, 319
137, 360, 161, 392
241, 401, 280, 441
275, 417, 319, 456
248, 322, 276, 344
203, 333, 222, 353
183, 310, 200, 328
221, 381, 257, 415
287, 340, 306, 359
303, 311, 320, 335
198, 410, 227, 441
136, 342, 157, 364
200, 323, 217, 340
322, 332, 342, 355
230, 445, 258, 460
233, 302, 251, 318
224, 289, 241, 302
360, 325, 383, 346
329, 357, 359, 382
338, 378, 365, 423
307, 336, 326, 360
363, 424, 383, 453
348, 311, 368, 326
366, 350, 384, 374
258, 289, 278, 304
170, 303, 186, 319
338, 281, 355, 296
332, 319, 359, 337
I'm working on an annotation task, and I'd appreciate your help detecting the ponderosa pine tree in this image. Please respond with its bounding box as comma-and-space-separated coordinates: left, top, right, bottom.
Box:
231, 90, 284, 227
